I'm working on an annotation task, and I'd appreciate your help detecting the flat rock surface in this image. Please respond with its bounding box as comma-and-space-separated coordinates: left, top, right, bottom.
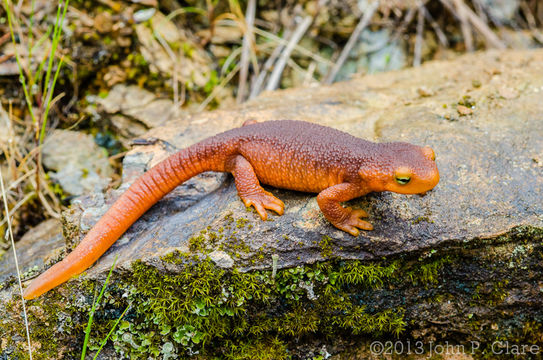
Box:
42, 130, 113, 196
56, 49, 543, 278
0, 219, 63, 283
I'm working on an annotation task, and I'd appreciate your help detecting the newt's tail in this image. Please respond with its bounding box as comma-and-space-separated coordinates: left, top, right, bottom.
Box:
23, 141, 225, 300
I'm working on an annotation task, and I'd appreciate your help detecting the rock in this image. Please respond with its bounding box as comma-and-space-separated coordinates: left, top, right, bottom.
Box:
498, 28, 539, 49
498, 86, 520, 99
208, 250, 234, 269
97, 84, 186, 144
456, 104, 473, 115
197, 25, 244, 44
0, 58, 19, 76
133, 7, 156, 23
0, 219, 64, 284
42, 130, 113, 196
79, 48, 543, 277
2, 49, 543, 358
480, 0, 519, 24
417, 86, 435, 97
337, 29, 407, 80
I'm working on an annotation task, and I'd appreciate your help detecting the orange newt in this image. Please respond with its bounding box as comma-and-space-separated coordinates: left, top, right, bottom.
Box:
23, 120, 439, 300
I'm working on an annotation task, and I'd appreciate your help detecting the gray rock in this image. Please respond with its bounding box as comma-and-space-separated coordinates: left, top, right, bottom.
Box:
0, 219, 63, 283
68, 49, 543, 278
337, 29, 406, 80
97, 84, 185, 137
42, 130, 113, 196
208, 250, 234, 269
480, 0, 519, 24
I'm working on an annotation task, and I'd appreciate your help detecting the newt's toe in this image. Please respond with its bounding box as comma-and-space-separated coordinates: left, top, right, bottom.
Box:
241, 191, 285, 220
334, 209, 373, 236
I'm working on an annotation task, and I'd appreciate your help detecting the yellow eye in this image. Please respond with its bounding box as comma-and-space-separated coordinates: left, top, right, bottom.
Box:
394, 166, 412, 185
395, 176, 411, 185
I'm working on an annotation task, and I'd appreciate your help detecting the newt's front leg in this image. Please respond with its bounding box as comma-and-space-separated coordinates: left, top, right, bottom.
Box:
317, 183, 372, 236
227, 155, 285, 220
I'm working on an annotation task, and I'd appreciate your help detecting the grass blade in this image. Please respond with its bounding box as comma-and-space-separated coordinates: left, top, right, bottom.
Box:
0, 166, 33, 360
92, 303, 131, 360
3, 0, 37, 125
40, 55, 64, 144
81, 255, 118, 360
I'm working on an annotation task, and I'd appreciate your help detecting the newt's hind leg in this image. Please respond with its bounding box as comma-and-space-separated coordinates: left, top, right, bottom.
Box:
227, 155, 284, 220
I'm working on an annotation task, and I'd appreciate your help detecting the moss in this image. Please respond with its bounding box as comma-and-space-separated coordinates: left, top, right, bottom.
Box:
458, 94, 476, 107
0, 277, 116, 360
236, 218, 249, 229
406, 256, 452, 286
411, 215, 434, 224
318, 235, 333, 259
103, 254, 408, 359
3, 226, 542, 359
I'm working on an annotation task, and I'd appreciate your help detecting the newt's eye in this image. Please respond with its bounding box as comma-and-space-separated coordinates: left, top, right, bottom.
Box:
395, 176, 411, 185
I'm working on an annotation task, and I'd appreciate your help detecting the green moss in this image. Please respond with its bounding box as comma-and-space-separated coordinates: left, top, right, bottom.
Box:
411, 216, 434, 224
406, 255, 452, 286
236, 218, 249, 229
458, 94, 476, 107
3, 226, 542, 359
0, 278, 111, 360
104, 254, 407, 359
318, 235, 333, 259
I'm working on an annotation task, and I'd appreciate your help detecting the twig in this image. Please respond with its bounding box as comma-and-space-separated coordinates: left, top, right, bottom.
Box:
153, 29, 182, 107
0, 33, 10, 46
440, 0, 506, 49
303, 61, 317, 86
249, 29, 291, 99
253, 27, 333, 66
0, 166, 33, 360
0, 192, 34, 229
324, 0, 379, 84
422, 6, 449, 47
414, 2, 425, 67
0, 53, 15, 64
519, 1, 543, 44
389, 3, 422, 44
237, 0, 256, 103
265, 14, 313, 91
197, 63, 240, 112
451, 0, 474, 51
462, 0, 506, 49
471, 0, 489, 25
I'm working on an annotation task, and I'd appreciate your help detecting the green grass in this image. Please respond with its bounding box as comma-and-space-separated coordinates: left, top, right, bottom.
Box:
3, 0, 69, 144
2, 2, 71, 359
80, 255, 130, 360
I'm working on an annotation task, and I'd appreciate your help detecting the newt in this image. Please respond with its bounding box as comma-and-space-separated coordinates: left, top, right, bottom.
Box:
23, 120, 439, 299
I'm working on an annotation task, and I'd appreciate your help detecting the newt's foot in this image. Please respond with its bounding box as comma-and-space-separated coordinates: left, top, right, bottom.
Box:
333, 208, 373, 236
241, 191, 284, 220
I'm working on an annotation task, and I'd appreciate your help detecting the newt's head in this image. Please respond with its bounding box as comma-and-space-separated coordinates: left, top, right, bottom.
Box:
362, 143, 440, 194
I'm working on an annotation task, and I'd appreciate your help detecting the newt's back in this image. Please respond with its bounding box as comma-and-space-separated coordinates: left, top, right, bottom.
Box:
222, 120, 376, 192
